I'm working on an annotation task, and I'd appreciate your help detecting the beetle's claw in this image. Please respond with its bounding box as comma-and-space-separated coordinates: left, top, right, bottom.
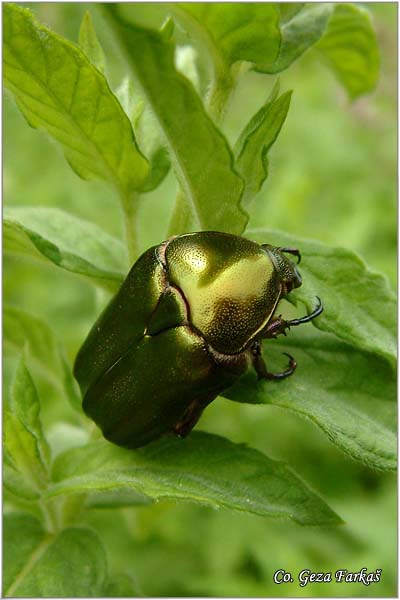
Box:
286, 296, 323, 327
282, 352, 297, 370
252, 347, 297, 381
270, 352, 297, 379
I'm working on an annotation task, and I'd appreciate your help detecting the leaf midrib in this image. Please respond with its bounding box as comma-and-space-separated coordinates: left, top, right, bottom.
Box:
5, 533, 54, 597
46, 471, 317, 522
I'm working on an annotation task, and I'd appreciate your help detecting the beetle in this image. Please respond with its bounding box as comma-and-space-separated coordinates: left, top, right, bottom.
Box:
74, 231, 322, 448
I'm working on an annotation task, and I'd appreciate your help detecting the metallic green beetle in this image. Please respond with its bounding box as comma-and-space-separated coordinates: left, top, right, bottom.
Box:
74, 231, 322, 448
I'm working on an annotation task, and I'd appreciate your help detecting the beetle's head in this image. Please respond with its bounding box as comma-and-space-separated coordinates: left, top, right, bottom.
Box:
262, 245, 302, 296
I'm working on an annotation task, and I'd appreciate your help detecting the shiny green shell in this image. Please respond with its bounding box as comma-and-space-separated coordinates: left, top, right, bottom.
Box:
74, 232, 300, 448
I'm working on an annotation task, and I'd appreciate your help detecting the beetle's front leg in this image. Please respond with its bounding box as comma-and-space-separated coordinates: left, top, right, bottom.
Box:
263, 296, 323, 339
251, 342, 297, 380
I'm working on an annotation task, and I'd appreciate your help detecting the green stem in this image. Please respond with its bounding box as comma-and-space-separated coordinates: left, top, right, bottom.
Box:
121, 191, 140, 264
5, 533, 54, 597
208, 60, 247, 125
61, 493, 87, 526
207, 70, 235, 124
167, 189, 195, 237
39, 497, 60, 533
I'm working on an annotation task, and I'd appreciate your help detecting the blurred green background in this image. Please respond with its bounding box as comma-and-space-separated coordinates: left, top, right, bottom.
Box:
4, 3, 397, 597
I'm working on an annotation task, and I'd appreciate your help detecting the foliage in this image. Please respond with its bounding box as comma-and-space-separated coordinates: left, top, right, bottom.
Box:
3, 3, 396, 597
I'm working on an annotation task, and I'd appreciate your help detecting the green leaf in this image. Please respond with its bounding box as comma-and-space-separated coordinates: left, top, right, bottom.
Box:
3, 513, 45, 593
49, 432, 341, 526
133, 102, 171, 193
9, 356, 50, 466
220, 228, 397, 471
104, 5, 247, 234
6, 359, 49, 476
3, 449, 39, 501
86, 488, 152, 509
79, 11, 106, 74
141, 146, 170, 192
3, 3, 149, 199
176, 4, 281, 70
105, 573, 141, 597
176, 4, 333, 77
235, 89, 292, 205
114, 75, 137, 123
113, 76, 170, 193
225, 328, 396, 471
4, 305, 80, 411
316, 3, 380, 99
277, 3, 305, 23
4, 359, 49, 500
247, 229, 396, 367
4, 206, 125, 291
257, 4, 333, 73
3, 513, 107, 597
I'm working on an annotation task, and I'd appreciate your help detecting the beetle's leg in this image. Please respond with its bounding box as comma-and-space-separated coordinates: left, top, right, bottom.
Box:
173, 394, 215, 438
263, 296, 323, 339
251, 342, 297, 380
278, 247, 301, 264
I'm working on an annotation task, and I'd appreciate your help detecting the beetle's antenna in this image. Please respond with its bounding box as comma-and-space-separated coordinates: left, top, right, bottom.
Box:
278, 247, 301, 263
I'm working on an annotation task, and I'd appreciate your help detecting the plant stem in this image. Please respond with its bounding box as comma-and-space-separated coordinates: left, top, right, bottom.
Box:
61, 493, 87, 526
121, 191, 140, 264
167, 189, 195, 237
207, 71, 235, 124
39, 497, 60, 533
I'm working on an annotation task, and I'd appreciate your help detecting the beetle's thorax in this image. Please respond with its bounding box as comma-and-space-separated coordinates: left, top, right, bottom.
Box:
158, 232, 284, 355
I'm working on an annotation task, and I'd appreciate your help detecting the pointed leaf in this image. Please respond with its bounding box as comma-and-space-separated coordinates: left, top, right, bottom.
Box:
3, 4, 149, 198
104, 5, 247, 234
3, 447, 40, 501
316, 3, 380, 99
225, 329, 396, 471
4, 360, 49, 500
140, 146, 170, 192
9, 356, 51, 467
4, 206, 125, 291
49, 432, 341, 525
4, 389, 48, 501
134, 103, 171, 192
4, 305, 80, 411
3, 513, 107, 597
235, 90, 292, 204
176, 4, 281, 70
4, 359, 50, 499
79, 11, 106, 74
257, 4, 333, 73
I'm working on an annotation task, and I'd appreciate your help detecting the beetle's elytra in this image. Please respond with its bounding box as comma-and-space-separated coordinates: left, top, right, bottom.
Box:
74, 232, 323, 448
